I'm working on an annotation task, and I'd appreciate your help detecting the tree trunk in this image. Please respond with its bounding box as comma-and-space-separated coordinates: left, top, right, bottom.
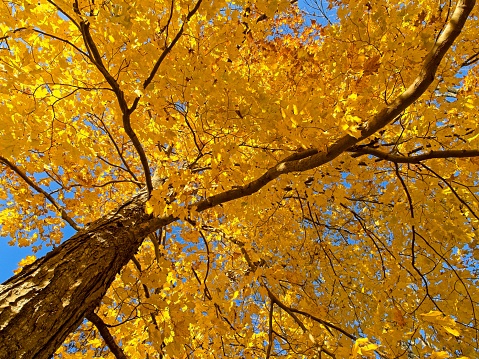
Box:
0, 188, 165, 359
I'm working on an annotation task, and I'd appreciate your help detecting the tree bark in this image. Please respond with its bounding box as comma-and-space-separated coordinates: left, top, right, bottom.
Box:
0, 188, 166, 359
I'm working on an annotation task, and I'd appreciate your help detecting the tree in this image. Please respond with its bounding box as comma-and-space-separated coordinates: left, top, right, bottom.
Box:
0, 0, 478, 357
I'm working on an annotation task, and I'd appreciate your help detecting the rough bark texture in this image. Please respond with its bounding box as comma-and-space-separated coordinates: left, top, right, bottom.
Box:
0, 188, 164, 359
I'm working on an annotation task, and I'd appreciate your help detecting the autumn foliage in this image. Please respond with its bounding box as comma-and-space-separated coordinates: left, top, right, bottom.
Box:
1, 0, 479, 358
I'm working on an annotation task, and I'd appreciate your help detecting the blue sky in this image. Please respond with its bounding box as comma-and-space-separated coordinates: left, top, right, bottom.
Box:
0, 239, 49, 283
0, 220, 77, 283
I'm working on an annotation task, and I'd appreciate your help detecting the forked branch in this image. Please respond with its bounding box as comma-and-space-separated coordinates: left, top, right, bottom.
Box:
129, 0, 204, 113
76, 7, 152, 193
174, 0, 475, 218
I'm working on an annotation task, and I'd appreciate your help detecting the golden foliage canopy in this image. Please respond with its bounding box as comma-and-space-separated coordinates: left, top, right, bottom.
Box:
1, 0, 479, 357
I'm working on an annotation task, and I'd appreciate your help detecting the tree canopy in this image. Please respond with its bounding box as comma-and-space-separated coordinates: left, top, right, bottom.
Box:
1, 0, 479, 358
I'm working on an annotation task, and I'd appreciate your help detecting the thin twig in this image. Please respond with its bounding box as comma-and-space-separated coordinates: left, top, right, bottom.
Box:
422, 163, 479, 220
394, 163, 440, 313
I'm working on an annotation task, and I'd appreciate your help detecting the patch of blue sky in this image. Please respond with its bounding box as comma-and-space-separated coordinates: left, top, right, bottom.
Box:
299, 0, 339, 26
0, 163, 80, 282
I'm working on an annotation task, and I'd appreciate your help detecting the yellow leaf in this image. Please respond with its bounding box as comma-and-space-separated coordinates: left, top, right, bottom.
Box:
430, 351, 449, 359
420, 310, 443, 318
443, 326, 460, 337
13, 255, 37, 274
467, 132, 479, 142
89, 338, 103, 347
360, 343, 378, 356
465, 99, 474, 109
145, 201, 154, 215
363, 55, 381, 75
293, 104, 298, 115
355, 337, 369, 345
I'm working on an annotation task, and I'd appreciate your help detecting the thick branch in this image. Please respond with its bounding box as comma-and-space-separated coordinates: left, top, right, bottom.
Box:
350, 148, 479, 163
179, 0, 475, 216
79, 19, 153, 193
79, 22, 121, 95
0, 156, 80, 231
274, 0, 474, 174
87, 312, 128, 359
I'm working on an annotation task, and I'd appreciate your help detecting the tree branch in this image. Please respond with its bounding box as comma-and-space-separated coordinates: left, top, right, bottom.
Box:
264, 283, 357, 348
394, 163, 439, 313
47, 0, 81, 29
0, 156, 80, 231
265, 300, 274, 359
141, 0, 203, 91
265, 285, 308, 332
350, 148, 479, 163
165, 0, 474, 220
32, 29, 89, 58
129, 0, 204, 113
271, 0, 475, 174
94, 114, 141, 186
421, 163, 479, 220
79, 18, 153, 193
86, 312, 129, 359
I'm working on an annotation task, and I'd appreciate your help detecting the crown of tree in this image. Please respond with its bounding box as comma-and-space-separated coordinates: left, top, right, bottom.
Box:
0, 0, 478, 358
